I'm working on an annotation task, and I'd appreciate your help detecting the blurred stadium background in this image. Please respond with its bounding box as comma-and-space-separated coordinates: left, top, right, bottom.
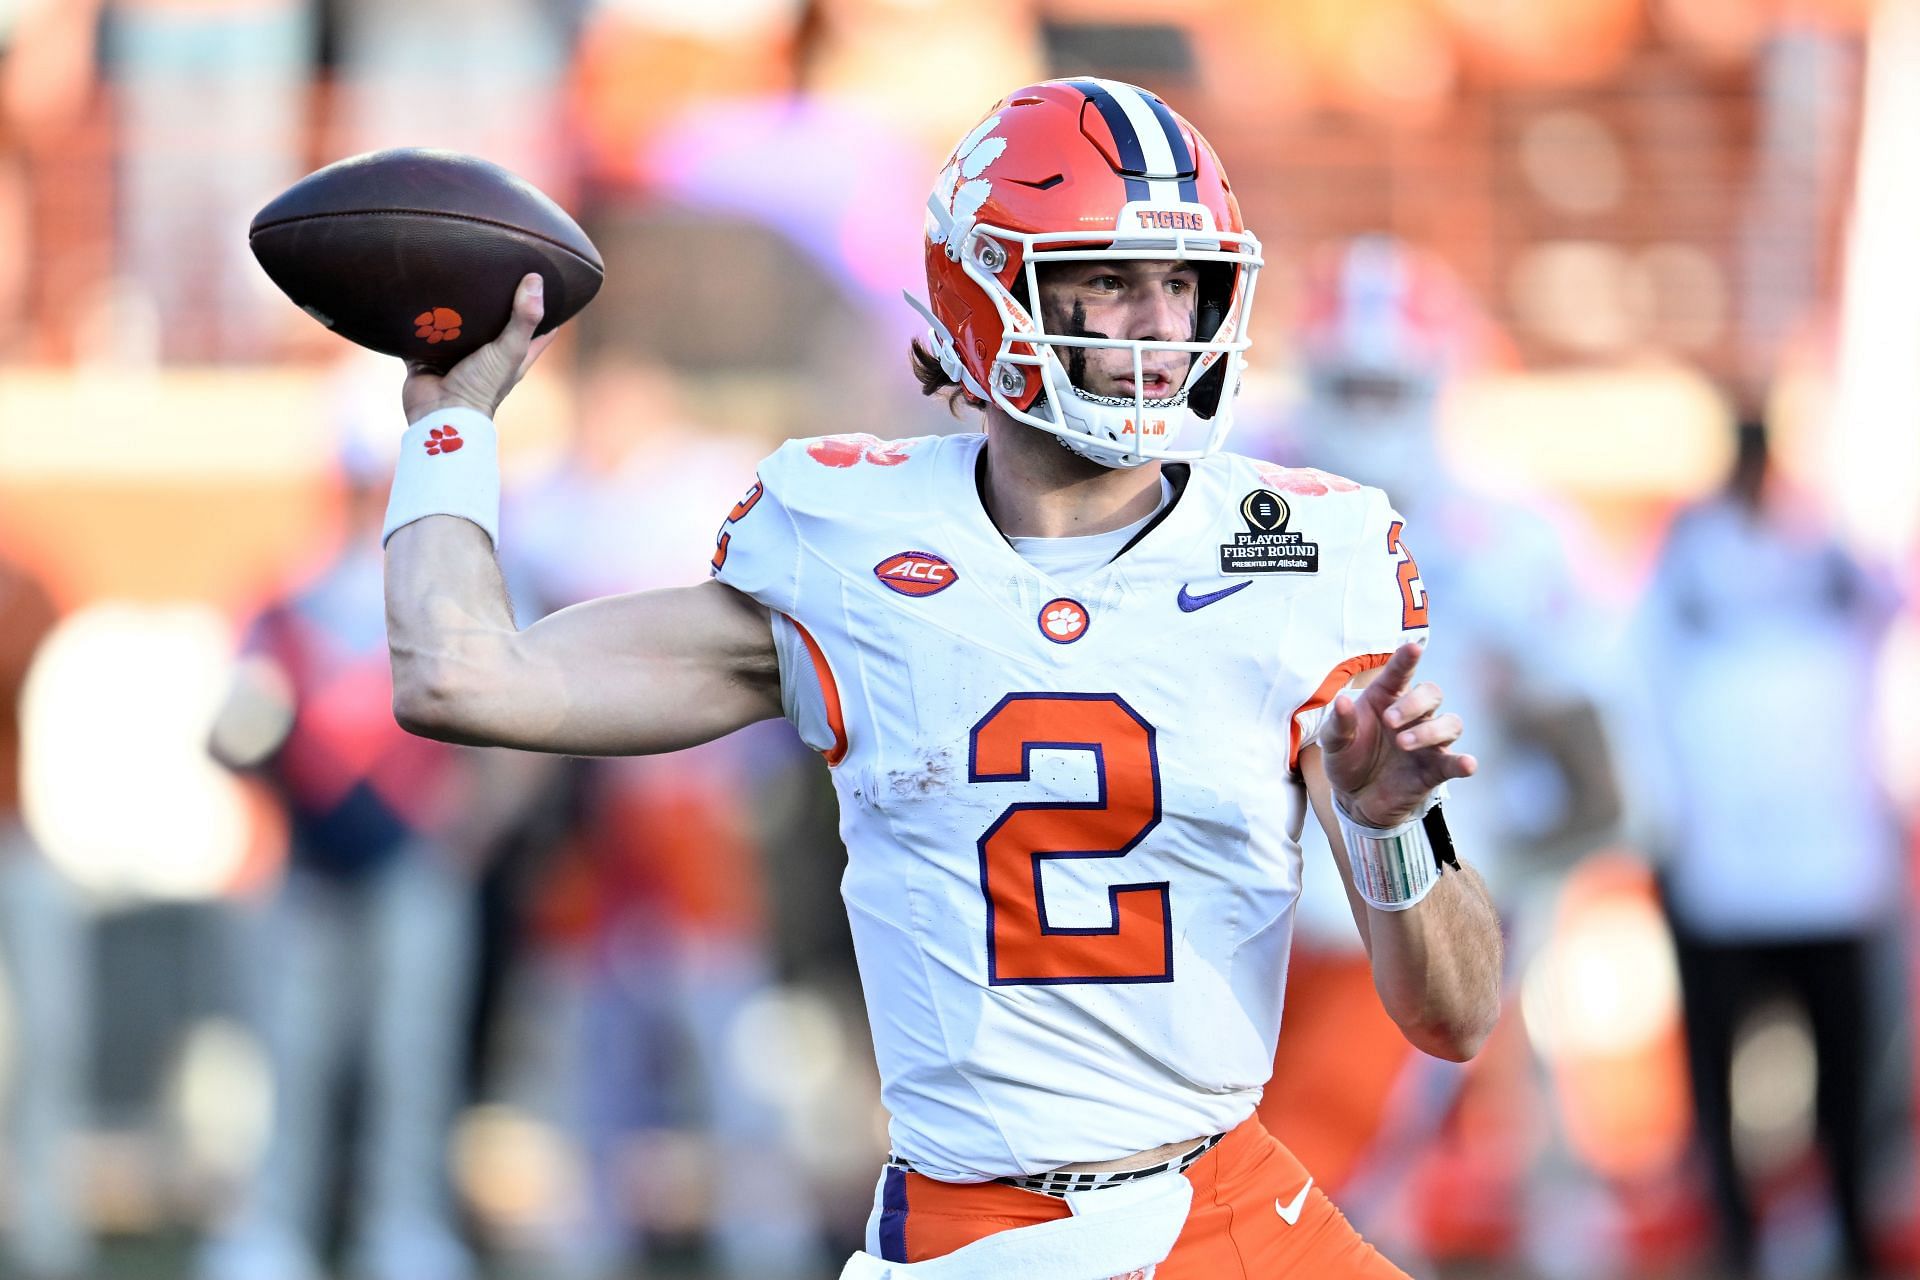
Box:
0, 0, 1917, 1278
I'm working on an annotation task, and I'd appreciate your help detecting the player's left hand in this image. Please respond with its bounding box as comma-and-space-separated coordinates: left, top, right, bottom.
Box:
1320, 641, 1476, 828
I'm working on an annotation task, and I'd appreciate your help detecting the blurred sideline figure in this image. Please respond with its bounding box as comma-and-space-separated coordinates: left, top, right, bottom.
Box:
1255, 235, 1622, 1261
0, 0, 102, 358
197, 401, 555, 1280
106, 0, 311, 361
508, 354, 824, 1280
0, 550, 91, 1280
1637, 412, 1904, 1278
330, 0, 569, 194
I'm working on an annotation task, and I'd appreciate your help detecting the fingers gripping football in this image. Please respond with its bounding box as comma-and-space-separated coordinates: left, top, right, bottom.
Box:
402, 274, 553, 423
1321, 642, 1476, 828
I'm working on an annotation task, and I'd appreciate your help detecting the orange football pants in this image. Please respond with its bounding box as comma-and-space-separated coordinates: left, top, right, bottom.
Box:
875, 1114, 1410, 1278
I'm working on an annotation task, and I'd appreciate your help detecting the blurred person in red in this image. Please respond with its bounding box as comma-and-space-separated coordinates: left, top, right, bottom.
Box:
197, 388, 556, 1280
1637, 411, 1904, 1278
507, 354, 826, 1280
0, 0, 101, 357
0, 551, 91, 1280
1254, 235, 1621, 1261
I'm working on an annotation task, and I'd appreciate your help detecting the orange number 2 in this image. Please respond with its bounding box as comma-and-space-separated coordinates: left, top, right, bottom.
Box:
1388, 519, 1429, 628
710, 478, 765, 571
969, 693, 1171, 986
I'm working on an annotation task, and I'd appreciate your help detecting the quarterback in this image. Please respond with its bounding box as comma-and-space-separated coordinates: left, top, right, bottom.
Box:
383, 80, 1501, 1279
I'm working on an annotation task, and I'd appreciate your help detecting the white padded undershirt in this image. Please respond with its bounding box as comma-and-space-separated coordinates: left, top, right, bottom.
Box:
1007, 476, 1173, 587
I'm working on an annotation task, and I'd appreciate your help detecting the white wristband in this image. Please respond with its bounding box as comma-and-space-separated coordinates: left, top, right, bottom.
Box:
382, 407, 501, 547
1336, 796, 1442, 912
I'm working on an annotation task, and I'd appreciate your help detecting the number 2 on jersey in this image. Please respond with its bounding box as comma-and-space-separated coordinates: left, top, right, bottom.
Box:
710, 478, 765, 571
1388, 519, 1429, 628
969, 693, 1171, 986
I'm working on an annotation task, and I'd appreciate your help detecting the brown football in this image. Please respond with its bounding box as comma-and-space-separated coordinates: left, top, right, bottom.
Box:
249, 148, 603, 370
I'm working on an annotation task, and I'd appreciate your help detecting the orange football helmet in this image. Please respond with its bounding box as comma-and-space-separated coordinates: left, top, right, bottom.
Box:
907, 79, 1263, 468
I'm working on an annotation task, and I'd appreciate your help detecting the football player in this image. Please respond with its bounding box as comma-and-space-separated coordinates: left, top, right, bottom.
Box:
381, 79, 1502, 1279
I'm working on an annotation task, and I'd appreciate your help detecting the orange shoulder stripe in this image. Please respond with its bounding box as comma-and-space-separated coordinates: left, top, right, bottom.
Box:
1287, 652, 1393, 773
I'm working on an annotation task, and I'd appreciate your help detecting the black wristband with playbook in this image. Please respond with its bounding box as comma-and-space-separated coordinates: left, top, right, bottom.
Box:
1423, 803, 1460, 871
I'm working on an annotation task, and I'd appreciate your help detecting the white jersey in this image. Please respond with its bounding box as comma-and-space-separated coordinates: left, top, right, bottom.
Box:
711, 431, 1428, 1181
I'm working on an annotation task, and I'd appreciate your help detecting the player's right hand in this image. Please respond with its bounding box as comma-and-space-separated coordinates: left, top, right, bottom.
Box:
402, 272, 555, 423
1321, 640, 1475, 828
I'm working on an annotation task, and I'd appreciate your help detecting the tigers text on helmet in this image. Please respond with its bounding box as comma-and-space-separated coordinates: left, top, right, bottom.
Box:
907, 79, 1263, 469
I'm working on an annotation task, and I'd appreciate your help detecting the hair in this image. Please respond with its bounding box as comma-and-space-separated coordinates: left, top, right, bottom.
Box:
909, 338, 982, 415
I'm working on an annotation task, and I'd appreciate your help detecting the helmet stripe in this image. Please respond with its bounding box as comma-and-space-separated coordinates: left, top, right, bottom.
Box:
1069, 78, 1151, 202
1138, 93, 1201, 203
1086, 79, 1195, 206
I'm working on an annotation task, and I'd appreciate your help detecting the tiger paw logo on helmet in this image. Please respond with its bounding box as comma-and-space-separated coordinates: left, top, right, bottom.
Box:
930, 115, 1007, 248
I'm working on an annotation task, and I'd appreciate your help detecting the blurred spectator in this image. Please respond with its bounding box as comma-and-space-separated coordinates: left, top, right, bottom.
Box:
568, 0, 796, 188
508, 354, 826, 1280
331, 0, 572, 195
196, 413, 557, 1280
797, 0, 1042, 151
0, 550, 92, 1280
0, 0, 102, 356
104, 0, 311, 361
1255, 235, 1622, 1260
1637, 412, 1905, 1279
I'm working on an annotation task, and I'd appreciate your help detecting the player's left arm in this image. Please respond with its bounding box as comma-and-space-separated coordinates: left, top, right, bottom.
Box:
1301, 642, 1503, 1062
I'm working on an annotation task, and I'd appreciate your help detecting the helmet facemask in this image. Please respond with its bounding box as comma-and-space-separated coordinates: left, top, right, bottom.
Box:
973, 222, 1261, 469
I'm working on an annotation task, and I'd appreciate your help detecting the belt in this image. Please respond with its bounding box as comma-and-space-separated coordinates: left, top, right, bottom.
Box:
889, 1132, 1224, 1199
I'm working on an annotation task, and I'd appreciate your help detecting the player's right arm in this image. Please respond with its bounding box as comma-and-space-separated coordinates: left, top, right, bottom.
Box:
386, 274, 784, 755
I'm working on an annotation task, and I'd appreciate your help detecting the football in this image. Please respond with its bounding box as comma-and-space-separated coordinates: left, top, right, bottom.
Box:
249, 148, 604, 370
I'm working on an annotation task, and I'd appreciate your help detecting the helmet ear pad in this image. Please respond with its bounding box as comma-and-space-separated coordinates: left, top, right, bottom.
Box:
1187, 261, 1238, 419
989, 260, 1049, 412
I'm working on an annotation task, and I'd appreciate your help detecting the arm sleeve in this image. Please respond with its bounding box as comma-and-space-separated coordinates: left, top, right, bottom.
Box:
707, 450, 843, 759
1293, 490, 1432, 762
708, 459, 804, 618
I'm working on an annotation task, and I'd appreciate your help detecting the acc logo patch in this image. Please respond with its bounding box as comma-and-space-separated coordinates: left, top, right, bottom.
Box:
874, 550, 958, 597
1220, 488, 1320, 574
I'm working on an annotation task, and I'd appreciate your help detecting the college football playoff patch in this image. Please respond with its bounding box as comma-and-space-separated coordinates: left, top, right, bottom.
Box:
1220, 489, 1319, 574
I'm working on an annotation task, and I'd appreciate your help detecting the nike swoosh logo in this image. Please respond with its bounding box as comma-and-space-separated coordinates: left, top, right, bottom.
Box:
1176, 580, 1251, 613
1275, 1176, 1313, 1226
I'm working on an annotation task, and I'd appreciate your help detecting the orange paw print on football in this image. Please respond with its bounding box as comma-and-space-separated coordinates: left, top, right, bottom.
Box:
424, 425, 464, 455
414, 307, 463, 344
